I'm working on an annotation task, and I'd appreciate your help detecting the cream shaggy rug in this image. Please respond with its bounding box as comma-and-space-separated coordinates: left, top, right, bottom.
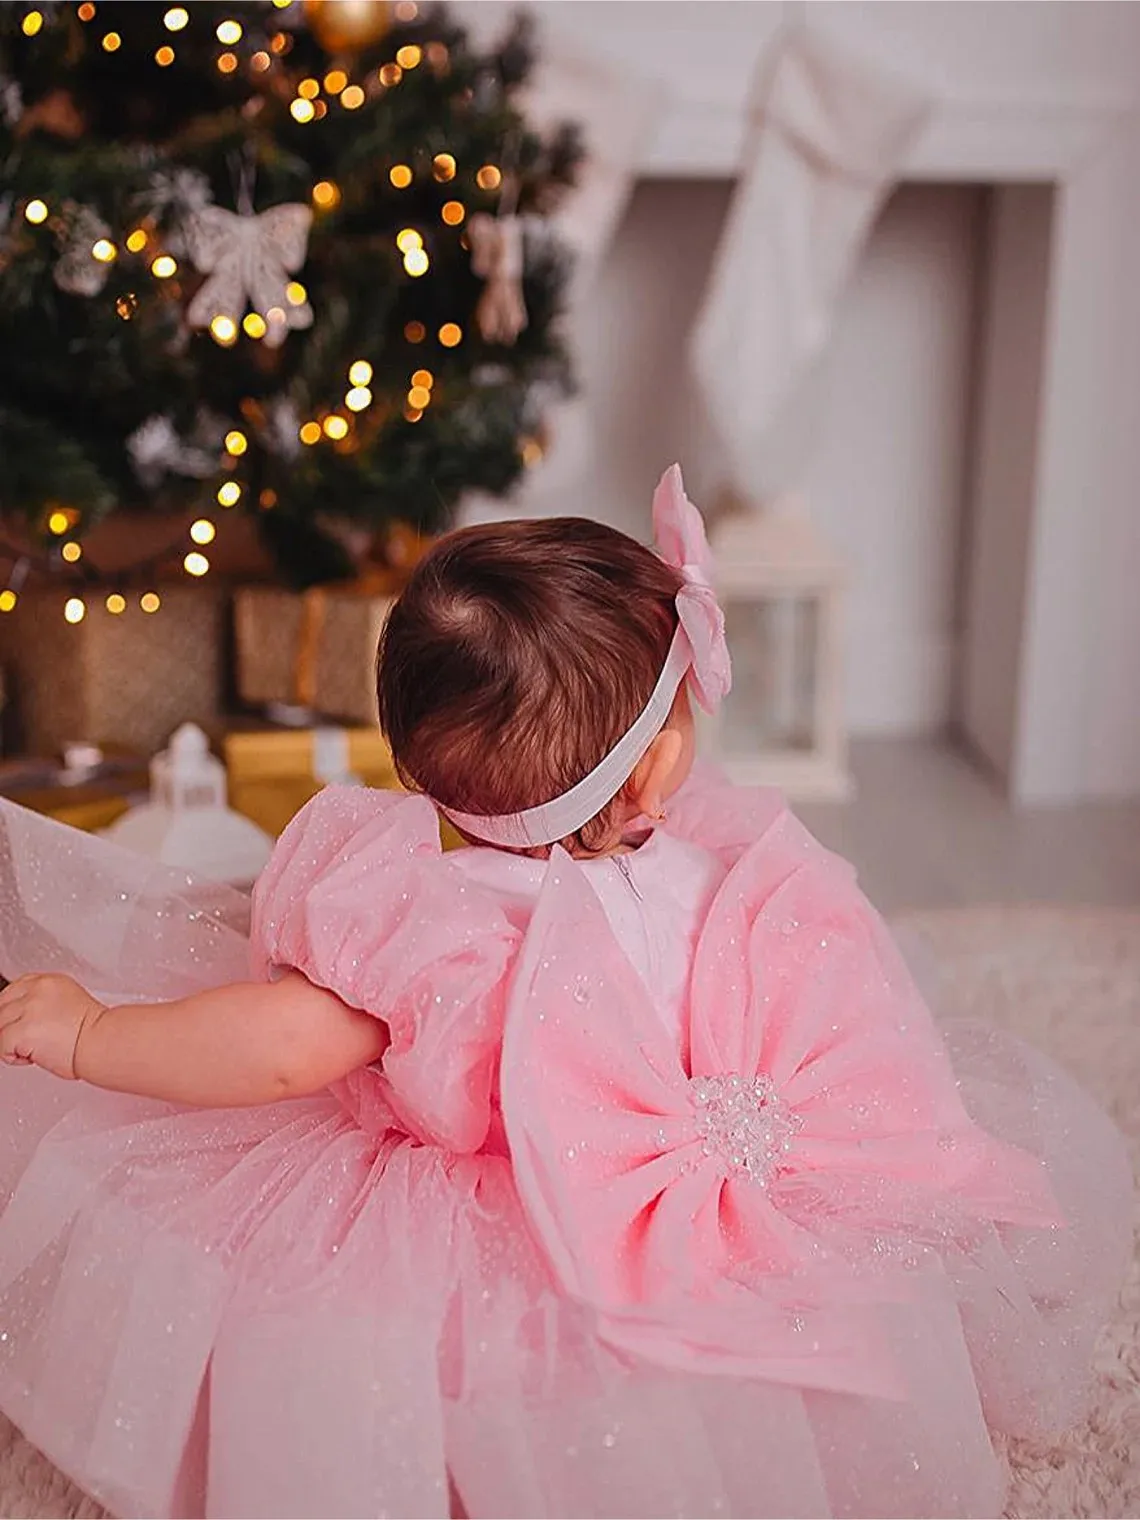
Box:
0, 905, 1135, 1520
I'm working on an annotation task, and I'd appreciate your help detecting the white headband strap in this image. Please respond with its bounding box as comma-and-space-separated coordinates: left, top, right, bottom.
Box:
440, 625, 693, 849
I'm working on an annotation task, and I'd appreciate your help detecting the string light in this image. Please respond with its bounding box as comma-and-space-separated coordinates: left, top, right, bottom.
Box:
411, 368, 434, 390
323, 416, 349, 441
345, 386, 371, 411
476, 164, 502, 190
266, 306, 286, 334
242, 312, 267, 339
164, 7, 189, 30
190, 519, 216, 545
105, 593, 126, 615
61, 541, 82, 563
298, 77, 320, 99
22, 11, 44, 37
313, 99, 328, 119
102, 31, 121, 51
217, 480, 242, 507
407, 384, 431, 409
210, 314, 238, 346
285, 281, 307, 306
404, 247, 429, 277
217, 51, 238, 74
184, 552, 210, 577
425, 41, 448, 68
396, 44, 422, 68
520, 437, 544, 467
348, 359, 373, 386
404, 405, 423, 423
272, 0, 293, 8
77, 3, 96, 20
126, 228, 147, 253
389, 164, 413, 189
441, 200, 465, 226
151, 254, 177, 279
395, 1, 418, 18
299, 421, 321, 445
140, 591, 161, 613
47, 510, 71, 535
24, 200, 48, 225
396, 228, 422, 254
270, 31, 289, 53
116, 292, 138, 319
0, 591, 17, 614
216, 18, 242, 44
224, 429, 247, 456
438, 322, 462, 347
290, 98, 315, 123
251, 51, 270, 71
404, 320, 426, 343
260, 489, 278, 509
324, 69, 347, 94
155, 45, 175, 65
64, 598, 87, 625
92, 238, 117, 263
378, 63, 402, 86
432, 153, 457, 183
341, 84, 364, 109
312, 180, 340, 210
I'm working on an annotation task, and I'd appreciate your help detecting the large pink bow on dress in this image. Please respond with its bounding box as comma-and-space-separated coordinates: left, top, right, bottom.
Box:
653, 465, 732, 715
501, 815, 1061, 1396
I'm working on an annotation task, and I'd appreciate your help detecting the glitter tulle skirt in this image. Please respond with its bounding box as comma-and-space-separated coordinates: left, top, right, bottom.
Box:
0, 803, 1130, 1519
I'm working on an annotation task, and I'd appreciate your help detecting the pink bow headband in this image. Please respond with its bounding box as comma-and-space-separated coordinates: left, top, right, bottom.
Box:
440, 465, 732, 849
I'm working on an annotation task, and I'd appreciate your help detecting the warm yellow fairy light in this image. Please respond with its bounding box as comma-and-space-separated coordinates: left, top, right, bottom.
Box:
432, 153, 457, 183
272, 0, 293, 8
47, 510, 71, 535
270, 30, 289, 52
126, 227, 147, 253
155, 45, 175, 65
290, 98, 315, 124
476, 164, 502, 191
242, 312, 268, 339
225, 429, 247, 456
77, 3, 96, 21
396, 227, 422, 254
407, 384, 431, 410
313, 99, 328, 120
441, 200, 465, 226
184, 552, 210, 578
298, 76, 320, 99
266, 305, 286, 329
22, 11, 44, 37
404, 247, 429, 277
251, 50, 270, 71
324, 68, 347, 94
151, 254, 177, 279
299, 421, 322, 445
64, 597, 86, 625
116, 292, 137, 319
61, 540, 82, 563
140, 591, 161, 614
190, 518, 216, 545
260, 488, 278, 509
345, 386, 372, 412
396, 44, 422, 69
91, 239, 117, 263
210, 314, 238, 346
323, 416, 349, 441
389, 164, 412, 189
520, 437, 544, 467
24, 200, 48, 225
438, 322, 462, 347
216, 18, 242, 44
411, 368, 434, 390
348, 359, 373, 386
425, 41, 448, 68
341, 84, 365, 109
217, 480, 242, 507
286, 281, 307, 306
395, 0, 418, 18
378, 63, 402, 87
312, 180, 340, 210
105, 593, 126, 615
102, 31, 121, 52
164, 7, 189, 30
404, 320, 426, 343
0, 591, 17, 614
404, 405, 423, 423
217, 51, 238, 74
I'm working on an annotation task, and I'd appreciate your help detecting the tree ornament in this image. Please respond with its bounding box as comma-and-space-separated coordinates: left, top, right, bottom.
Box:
127, 415, 219, 490
53, 204, 114, 297
302, 0, 390, 52
185, 203, 313, 348
467, 212, 527, 345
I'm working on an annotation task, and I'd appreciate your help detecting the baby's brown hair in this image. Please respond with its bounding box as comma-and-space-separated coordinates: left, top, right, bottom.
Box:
377, 517, 683, 853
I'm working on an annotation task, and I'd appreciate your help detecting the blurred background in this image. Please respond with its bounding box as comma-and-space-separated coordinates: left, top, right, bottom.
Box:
1, 0, 1138, 910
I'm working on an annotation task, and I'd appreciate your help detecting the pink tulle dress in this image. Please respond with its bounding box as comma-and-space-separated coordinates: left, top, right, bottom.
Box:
0, 769, 1129, 1519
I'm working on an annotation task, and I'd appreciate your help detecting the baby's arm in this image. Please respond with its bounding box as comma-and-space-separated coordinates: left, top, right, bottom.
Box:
0, 972, 389, 1107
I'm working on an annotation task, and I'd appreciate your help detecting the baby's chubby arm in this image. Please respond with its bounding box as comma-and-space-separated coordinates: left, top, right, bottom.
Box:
0, 971, 389, 1107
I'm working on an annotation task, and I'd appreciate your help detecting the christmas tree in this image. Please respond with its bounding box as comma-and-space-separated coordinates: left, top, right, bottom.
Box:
0, 0, 580, 598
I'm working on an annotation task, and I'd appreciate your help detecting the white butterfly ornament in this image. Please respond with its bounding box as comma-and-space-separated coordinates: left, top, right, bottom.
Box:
185, 203, 313, 350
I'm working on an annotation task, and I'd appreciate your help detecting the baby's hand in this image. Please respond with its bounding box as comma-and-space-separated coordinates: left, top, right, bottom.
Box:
0, 974, 105, 1080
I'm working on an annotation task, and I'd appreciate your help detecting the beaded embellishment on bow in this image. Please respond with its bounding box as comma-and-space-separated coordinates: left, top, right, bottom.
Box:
689, 1072, 802, 1187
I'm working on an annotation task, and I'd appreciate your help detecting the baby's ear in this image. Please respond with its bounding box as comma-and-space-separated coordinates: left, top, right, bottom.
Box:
629, 727, 684, 821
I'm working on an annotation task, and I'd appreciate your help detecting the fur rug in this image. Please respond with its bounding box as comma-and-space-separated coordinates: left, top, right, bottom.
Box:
0, 906, 1135, 1519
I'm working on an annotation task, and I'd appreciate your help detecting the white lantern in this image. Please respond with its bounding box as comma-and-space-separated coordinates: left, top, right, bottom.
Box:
708, 501, 852, 801
103, 723, 274, 888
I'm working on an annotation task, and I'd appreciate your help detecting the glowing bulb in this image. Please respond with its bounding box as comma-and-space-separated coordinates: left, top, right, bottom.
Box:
432, 153, 456, 183
217, 51, 238, 73
91, 239, 117, 264
24, 199, 48, 225
403, 248, 429, 277
270, 30, 289, 52
272, 0, 293, 8
64, 598, 86, 625
105, 593, 126, 615
242, 312, 267, 339
184, 552, 210, 578
151, 254, 177, 279
290, 98, 315, 123
61, 541, 82, 564
345, 386, 372, 412
441, 200, 465, 226
155, 45, 175, 65
396, 227, 422, 253
348, 359, 373, 386
164, 7, 189, 30
102, 30, 121, 51
324, 69, 347, 94
395, 0, 418, 17
22, 11, 43, 37
389, 164, 412, 189
266, 306, 286, 329
404, 405, 423, 423
47, 510, 71, 535
299, 421, 321, 445
520, 437, 544, 467
341, 84, 364, 109
216, 18, 242, 43
126, 228, 147, 253
323, 415, 349, 441
476, 164, 502, 191
407, 384, 431, 410
0, 591, 17, 614
190, 518, 216, 545
224, 429, 247, 456
312, 180, 340, 210
251, 50, 270, 71
378, 63, 402, 86
396, 44, 421, 68
298, 76, 320, 99
77, 3, 96, 20
438, 322, 462, 347
285, 281, 307, 306
140, 592, 161, 614
116, 292, 138, 319
313, 99, 328, 119
210, 314, 238, 346
217, 480, 242, 507
404, 320, 426, 343
260, 488, 278, 509
411, 368, 434, 390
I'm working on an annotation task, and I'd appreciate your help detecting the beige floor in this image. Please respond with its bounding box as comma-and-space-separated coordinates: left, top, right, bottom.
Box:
797, 738, 1140, 916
